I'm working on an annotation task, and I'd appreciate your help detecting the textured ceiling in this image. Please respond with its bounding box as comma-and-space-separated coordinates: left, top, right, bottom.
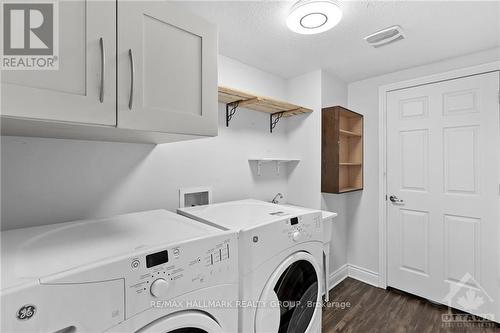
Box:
179, 1, 500, 82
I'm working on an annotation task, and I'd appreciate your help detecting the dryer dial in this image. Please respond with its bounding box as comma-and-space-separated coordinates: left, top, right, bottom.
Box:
292, 231, 301, 242
150, 278, 169, 298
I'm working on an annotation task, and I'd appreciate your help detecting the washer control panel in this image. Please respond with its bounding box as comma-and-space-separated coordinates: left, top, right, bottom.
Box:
240, 211, 322, 275
124, 232, 237, 318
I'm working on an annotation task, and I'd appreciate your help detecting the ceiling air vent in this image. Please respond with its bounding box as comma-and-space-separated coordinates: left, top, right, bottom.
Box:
364, 25, 405, 48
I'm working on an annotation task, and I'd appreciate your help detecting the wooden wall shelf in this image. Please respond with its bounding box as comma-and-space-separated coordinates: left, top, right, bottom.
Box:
339, 129, 362, 137
339, 162, 362, 166
218, 86, 313, 133
322, 106, 364, 194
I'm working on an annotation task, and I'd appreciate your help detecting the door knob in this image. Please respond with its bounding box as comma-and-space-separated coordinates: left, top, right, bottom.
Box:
389, 195, 404, 203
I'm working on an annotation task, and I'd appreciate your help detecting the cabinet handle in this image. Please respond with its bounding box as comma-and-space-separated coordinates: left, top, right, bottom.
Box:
99, 37, 105, 103
128, 49, 134, 110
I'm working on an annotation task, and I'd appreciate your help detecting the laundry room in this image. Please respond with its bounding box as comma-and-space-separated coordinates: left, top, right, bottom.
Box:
1, 1, 499, 332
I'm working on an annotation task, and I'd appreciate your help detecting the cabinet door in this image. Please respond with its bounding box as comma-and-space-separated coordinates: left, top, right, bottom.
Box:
1, 0, 116, 125
117, 1, 218, 136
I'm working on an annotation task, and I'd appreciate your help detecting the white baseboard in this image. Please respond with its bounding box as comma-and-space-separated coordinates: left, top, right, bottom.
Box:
347, 264, 379, 287
328, 264, 380, 291
328, 264, 348, 290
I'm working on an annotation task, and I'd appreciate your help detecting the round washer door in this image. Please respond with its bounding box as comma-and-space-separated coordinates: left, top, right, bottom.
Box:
136, 311, 223, 333
255, 251, 322, 333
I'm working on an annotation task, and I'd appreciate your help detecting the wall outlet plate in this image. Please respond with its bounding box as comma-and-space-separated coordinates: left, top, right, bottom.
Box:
179, 186, 212, 208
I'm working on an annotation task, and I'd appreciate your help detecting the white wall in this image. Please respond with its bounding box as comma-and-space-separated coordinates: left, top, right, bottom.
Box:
9, 46, 495, 283
0, 56, 291, 230
319, 72, 349, 274
219, 56, 287, 100
346, 47, 500, 275
284, 70, 352, 280
1, 55, 349, 281
286, 70, 322, 210
1, 57, 348, 286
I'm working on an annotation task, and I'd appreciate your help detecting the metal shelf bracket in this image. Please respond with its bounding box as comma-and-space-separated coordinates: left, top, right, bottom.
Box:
270, 111, 284, 133
256, 161, 263, 176
226, 101, 239, 127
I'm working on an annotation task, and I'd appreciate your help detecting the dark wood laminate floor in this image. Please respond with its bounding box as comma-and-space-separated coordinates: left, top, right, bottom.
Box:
322, 278, 499, 333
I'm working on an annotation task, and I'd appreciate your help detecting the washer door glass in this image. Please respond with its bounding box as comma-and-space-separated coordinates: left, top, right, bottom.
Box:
136, 311, 222, 333
275, 260, 318, 333
255, 252, 321, 333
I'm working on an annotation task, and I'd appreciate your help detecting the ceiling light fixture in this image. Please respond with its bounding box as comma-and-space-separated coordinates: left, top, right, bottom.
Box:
287, 0, 342, 35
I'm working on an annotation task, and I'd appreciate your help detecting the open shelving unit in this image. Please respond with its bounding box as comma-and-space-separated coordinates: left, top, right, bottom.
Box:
218, 86, 313, 133
322, 106, 364, 193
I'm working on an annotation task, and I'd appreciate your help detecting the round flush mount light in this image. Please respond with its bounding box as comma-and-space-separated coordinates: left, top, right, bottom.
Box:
287, 0, 343, 35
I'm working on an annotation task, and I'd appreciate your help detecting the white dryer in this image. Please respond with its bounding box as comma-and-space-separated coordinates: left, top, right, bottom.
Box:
1, 210, 239, 333
178, 199, 324, 333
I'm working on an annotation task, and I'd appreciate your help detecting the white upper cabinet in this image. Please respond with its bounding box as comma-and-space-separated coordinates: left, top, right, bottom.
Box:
1, 0, 116, 126
117, 1, 218, 136
1, 0, 218, 143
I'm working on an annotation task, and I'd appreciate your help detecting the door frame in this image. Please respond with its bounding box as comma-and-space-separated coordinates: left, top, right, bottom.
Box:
377, 61, 500, 289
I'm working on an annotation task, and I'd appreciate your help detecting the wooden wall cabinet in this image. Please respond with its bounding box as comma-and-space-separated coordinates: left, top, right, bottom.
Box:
322, 106, 363, 193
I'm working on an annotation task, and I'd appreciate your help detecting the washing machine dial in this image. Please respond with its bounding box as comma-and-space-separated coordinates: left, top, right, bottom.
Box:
150, 278, 169, 298
292, 231, 301, 242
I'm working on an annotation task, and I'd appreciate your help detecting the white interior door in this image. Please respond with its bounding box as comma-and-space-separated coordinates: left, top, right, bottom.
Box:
1, 0, 116, 125
117, 1, 218, 136
387, 72, 499, 320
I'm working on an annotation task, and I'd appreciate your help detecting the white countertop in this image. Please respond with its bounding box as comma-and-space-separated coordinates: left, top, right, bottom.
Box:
178, 199, 321, 231
281, 204, 337, 221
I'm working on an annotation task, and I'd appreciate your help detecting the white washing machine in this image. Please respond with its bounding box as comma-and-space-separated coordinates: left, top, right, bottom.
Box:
1, 210, 239, 333
178, 199, 324, 333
